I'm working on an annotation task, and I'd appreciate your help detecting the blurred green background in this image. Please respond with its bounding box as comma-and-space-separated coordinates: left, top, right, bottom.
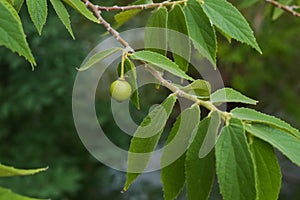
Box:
0, 1, 299, 199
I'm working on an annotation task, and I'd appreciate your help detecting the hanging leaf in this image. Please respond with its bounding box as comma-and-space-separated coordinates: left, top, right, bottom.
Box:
198, 111, 221, 158
114, 0, 153, 27
216, 118, 256, 200
161, 105, 200, 200
144, 7, 168, 56
181, 79, 211, 99
78, 47, 122, 71
50, 0, 75, 39
118, 58, 140, 110
185, 116, 215, 200
0, 187, 46, 200
231, 107, 300, 139
249, 136, 281, 200
26, 0, 48, 35
168, 4, 191, 72
123, 95, 177, 191
183, 0, 217, 67
0, 0, 36, 67
130, 50, 194, 81
0, 163, 47, 177
201, 0, 262, 54
245, 123, 300, 166
63, 0, 98, 23
210, 87, 258, 105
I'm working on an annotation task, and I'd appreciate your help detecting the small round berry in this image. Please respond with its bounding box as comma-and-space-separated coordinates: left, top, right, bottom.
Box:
110, 79, 132, 101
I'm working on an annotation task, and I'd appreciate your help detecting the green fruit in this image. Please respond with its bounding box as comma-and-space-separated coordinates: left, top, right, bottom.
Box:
110, 79, 132, 101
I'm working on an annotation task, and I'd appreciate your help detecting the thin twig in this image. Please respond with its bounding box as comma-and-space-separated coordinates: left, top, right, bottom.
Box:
96, 0, 187, 12
82, 0, 231, 120
83, 0, 134, 52
266, 0, 300, 18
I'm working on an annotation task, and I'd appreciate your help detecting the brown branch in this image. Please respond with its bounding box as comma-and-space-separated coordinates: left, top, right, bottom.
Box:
83, 0, 134, 52
266, 0, 300, 18
96, 0, 187, 12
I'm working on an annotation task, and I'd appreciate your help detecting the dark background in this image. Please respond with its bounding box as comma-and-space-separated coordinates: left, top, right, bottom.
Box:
0, 0, 299, 199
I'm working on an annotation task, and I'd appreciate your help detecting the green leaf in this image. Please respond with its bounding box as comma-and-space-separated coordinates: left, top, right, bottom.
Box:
130, 50, 194, 81
118, 58, 140, 110
78, 47, 121, 71
183, 0, 217, 66
181, 79, 211, 98
272, 0, 293, 20
201, 0, 262, 54
245, 123, 300, 166
199, 111, 221, 158
231, 107, 300, 139
114, 0, 153, 27
144, 7, 168, 56
249, 137, 281, 200
168, 4, 191, 72
63, 0, 98, 23
50, 0, 75, 39
13, 0, 24, 12
0, 163, 47, 177
216, 118, 256, 200
210, 87, 258, 105
161, 105, 200, 200
0, 187, 46, 200
0, 0, 36, 66
124, 95, 177, 191
185, 116, 216, 200
26, 0, 48, 35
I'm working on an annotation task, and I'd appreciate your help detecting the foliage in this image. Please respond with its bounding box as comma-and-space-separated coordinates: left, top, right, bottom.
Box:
1, 0, 300, 200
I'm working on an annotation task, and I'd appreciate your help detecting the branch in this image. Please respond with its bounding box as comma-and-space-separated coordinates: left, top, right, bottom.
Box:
266, 0, 300, 18
83, 0, 134, 52
96, 0, 187, 12
82, 0, 231, 120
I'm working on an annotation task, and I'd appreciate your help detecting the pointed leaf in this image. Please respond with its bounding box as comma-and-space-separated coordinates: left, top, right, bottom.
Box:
63, 0, 98, 23
50, 0, 75, 39
26, 0, 48, 35
231, 107, 300, 139
249, 137, 281, 200
124, 95, 177, 191
161, 105, 200, 200
13, 0, 24, 12
210, 87, 258, 105
168, 4, 191, 72
181, 79, 211, 98
185, 116, 215, 200
0, 187, 46, 200
199, 111, 221, 158
201, 0, 262, 53
245, 123, 300, 166
118, 58, 140, 110
145, 7, 168, 56
0, 163, 47, 177
130, 50, 194, 81
216, 118, 256, 200
114, 0, 153, 27
78, 47, 121, 71
183, 0, 217, 67
0, 0, 36, 66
